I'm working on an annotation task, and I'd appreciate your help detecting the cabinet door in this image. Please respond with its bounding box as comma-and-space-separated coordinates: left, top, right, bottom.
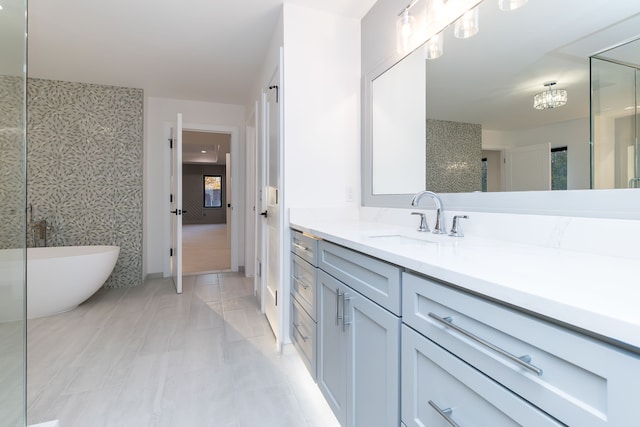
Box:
317, 270, 348, 426
347, 289, 400, 427
402, 326, 563, 427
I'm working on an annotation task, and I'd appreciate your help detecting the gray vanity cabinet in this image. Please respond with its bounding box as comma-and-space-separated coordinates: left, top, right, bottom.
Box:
316, 243, 401, 427
402, 325, 564, 426
317, 272, 348, 426
402, 272, 640, 427
290, 230, 319, 379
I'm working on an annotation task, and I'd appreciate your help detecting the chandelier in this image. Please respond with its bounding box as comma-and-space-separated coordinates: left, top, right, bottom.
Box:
533, 81, 568, 110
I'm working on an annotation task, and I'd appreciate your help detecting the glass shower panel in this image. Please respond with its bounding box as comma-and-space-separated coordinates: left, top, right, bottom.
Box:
634, 68, 640, 187
591, 41, 640, 189
0, 0, 28, 425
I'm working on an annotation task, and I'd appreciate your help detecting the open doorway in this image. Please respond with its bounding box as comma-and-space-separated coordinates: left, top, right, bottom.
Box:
182, 130, 232, 274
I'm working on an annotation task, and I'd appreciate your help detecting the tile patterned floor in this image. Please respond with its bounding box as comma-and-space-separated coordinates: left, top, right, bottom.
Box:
27, 273, 339, 427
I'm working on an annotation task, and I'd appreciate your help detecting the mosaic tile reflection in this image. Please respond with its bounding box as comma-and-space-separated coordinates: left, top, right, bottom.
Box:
426, 119, 482, 193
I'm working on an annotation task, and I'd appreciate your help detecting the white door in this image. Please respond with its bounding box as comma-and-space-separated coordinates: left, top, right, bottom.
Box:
226, 152, 232, 247
264, 69, 282, 345
256, 98, 266, 309
170, 113, 183, 294
504, 142, 551, 191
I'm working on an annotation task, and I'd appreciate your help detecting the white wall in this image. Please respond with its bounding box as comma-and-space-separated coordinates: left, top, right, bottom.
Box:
246, 5, 361, 345
483, 118, 591, 190
372, 48, 425, 194
282, 4, 361, 209
144, 97, 245, 276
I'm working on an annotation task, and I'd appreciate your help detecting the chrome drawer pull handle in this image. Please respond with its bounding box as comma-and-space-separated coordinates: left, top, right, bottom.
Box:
292, 242, 309, 252
428, 400, 460, 427
428, 312, 543, 377
292, 276, 310, 289
293, 323, 309, 342
342, 294, 352, 331
336, 288, 343, 326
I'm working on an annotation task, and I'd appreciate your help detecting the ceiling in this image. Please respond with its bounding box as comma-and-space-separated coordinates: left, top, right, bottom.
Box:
183, 131, 231, 165
27, 0, 378, 106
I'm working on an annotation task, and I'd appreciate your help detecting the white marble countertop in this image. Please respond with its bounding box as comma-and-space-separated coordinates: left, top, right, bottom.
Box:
290, 217, 640, 352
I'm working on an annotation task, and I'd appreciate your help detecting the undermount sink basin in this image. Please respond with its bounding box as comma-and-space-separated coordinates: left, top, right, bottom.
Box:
367, 234, 437, 245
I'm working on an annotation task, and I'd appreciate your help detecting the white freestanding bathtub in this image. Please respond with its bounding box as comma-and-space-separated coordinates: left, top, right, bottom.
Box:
0, 245, 120, 321
26, 246, 120, 319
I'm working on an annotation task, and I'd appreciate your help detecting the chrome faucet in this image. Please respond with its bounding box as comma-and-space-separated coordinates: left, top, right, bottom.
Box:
410, 191, 446, 234
27, 204, 49, 247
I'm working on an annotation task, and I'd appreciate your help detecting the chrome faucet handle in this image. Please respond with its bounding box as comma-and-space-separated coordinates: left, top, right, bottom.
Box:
432, 208, 446, 234
449, 215, 469, 237
411, 212, 429, 232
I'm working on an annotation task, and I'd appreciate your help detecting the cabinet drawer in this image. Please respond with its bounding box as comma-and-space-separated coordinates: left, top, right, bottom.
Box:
402, 325, 563, 427
319, 240, 401, 315
291, 296, 316, 379
291, 229, 319, 267
291, 253, 316, 320
403, 272, 640, 427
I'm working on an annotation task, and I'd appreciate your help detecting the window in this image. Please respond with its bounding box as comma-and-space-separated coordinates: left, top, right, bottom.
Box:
204, 175, 222, 208
481, 157, 488, 192
551, 147, 568, 190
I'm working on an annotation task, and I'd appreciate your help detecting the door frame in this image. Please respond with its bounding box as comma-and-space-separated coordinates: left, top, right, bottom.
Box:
170, 114, 183, 293
163, 121, 241, 277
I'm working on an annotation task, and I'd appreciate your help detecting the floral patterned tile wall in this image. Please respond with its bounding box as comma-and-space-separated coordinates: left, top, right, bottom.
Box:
27, 79, 143, 288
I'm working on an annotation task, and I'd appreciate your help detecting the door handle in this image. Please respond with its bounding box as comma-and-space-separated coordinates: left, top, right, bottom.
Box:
260, 210, 268, 218
170, 209, 183, 215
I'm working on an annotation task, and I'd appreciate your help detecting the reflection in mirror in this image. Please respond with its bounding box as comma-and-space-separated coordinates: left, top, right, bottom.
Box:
372, 47, 425, 195
591, 39, 640, 189
367, 0, 640, 202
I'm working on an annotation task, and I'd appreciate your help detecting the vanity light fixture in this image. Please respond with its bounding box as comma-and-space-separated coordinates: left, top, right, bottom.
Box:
396, 0, 418, 54
533, 81, 568, 110
201, 150, 207, 153
424, 32, 444, 59
426, 0, 446, 25
454, 6, 479, 39
423, 0, 446, 59
498, 0, 528, 11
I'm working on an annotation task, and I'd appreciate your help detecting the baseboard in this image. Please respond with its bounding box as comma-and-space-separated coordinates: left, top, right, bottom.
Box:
144, 272, 164, 281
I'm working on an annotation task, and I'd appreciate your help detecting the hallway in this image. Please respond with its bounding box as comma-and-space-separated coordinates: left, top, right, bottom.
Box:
182, 224, 231, 274
27, 273, 338, 426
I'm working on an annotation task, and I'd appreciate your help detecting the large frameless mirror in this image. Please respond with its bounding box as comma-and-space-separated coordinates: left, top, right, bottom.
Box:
364, 0, 640, 206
